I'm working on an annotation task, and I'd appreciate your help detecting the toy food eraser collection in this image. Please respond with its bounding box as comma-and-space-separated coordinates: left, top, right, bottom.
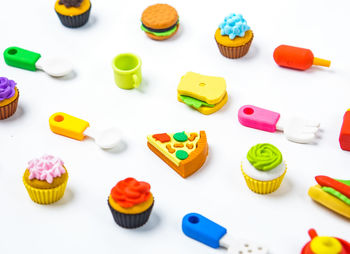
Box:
238, 105, 320, 144
55, 0, 91, 28
215, 13, 253, 58
4, 46, 73, 77
301, 229, 350, 254
141, 4, 179, 40
177, 72, 228, 115
1, 1, 348, 252
0, 77, 19, 120
23, 155, 68, 204
147, 131, 208, 178
273, 45, 331, 71
108, 177, 154, 228
182, 213, 268, 253
241, 143, 286, 194
308, 175, 350, 219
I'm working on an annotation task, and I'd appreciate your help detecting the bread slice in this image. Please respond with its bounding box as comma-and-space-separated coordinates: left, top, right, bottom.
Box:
308, 185, 350, 219
177, 72, 226, 105
147, 131, 208, 178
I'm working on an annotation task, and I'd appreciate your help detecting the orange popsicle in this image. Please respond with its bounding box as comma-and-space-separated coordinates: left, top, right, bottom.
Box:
273, 45, 331, 71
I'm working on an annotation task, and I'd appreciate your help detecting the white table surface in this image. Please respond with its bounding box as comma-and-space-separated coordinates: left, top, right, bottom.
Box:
0, 0, 349, 253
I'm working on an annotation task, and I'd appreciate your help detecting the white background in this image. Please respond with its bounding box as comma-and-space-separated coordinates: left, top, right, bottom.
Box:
0, 0, 349, 253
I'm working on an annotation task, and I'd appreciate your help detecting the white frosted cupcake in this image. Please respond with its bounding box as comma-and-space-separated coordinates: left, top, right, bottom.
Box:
241, 143, 287, 194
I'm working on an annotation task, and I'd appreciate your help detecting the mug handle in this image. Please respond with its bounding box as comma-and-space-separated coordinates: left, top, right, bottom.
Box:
132, 74, 140, 88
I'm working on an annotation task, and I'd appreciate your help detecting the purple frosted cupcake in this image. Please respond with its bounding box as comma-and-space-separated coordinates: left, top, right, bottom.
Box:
0, 77, 19, 120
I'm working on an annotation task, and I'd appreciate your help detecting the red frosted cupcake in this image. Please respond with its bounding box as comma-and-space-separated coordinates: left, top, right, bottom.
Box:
108, 178, 154, 228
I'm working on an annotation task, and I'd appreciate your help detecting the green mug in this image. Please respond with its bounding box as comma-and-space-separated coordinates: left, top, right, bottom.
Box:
112, 53, 142, 89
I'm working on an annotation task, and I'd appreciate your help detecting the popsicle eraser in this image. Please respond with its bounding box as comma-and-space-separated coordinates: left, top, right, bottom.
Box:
3, 46, 41, 71
49, 112, 89, 141
182, 213, 227, 248
238, 105, 280, 133
273, 45, 331, 71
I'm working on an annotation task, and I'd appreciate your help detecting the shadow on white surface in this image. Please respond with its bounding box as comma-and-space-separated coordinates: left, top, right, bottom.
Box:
242, 44, 259, 60
269, 177, 293, 197
135, 211, 161, 232
56, 70, 77, 81
79, 15, 97, 30
309, 200, 350, 223
52, 187, 74, 206
136, 77, 150, 94
104, 139, 128, 154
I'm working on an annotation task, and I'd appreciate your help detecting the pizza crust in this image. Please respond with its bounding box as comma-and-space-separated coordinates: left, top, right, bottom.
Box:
147, 131, 208, 178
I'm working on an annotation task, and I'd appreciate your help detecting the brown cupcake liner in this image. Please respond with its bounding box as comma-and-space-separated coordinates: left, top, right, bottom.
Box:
108, 199, 154, 228
0, 90, 19, 120
56, 5, 91, 28
216, 34, 254, 59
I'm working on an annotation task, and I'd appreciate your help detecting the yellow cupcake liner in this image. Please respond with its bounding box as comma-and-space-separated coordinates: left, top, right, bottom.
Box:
23, 175, 68, 204
241, 165, 287, 194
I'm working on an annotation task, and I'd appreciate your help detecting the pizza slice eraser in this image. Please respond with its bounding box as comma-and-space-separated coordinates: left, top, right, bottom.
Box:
147, 131, 208, 178
273, 45, 330, 71
301, 229, 350, 254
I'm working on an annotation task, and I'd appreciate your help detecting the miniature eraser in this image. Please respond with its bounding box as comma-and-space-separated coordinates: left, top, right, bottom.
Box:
182, 213, 227, 248
49, 112, 89, 141
238, 105, 280, 133
339, 110, 350, 151
273, 45, 330, 71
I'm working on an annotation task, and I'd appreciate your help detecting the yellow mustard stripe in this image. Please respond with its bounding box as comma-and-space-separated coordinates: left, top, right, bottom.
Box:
55, 0, 91, 16
108, 194, 154, 214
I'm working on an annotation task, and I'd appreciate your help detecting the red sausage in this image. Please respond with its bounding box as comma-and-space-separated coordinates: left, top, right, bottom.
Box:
273, 45, 314, 70
315, 175, 350, 198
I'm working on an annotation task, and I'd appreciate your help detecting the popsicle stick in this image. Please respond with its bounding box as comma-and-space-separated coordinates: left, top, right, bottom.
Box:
313, 57, 331, 67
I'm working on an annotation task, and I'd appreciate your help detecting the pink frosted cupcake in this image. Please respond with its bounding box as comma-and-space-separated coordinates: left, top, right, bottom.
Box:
23, 155, 68, 204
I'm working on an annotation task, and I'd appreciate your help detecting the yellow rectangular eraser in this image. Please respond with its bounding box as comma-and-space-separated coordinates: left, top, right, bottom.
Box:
49, 112, 90, 141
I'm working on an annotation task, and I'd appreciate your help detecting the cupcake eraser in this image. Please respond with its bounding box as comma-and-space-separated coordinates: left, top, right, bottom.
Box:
23, 155, 68, 204
301, 229, 350, 254
3, 46, 73, 77
55, 0, 91, 28
108, 178, 154, 228
182, 213, 268, 253
238, 105, 320, 144
308, 175, 350, 219
177, 72, 228, 115
141, 4, 179, 40
49, 112, 123, 149
339, 110, 350, 151
241, 143, 287, 194
147, 131, 208, 178
215, 13, 253, 59
0, 77, 19, 120
273, 45, 331, 71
